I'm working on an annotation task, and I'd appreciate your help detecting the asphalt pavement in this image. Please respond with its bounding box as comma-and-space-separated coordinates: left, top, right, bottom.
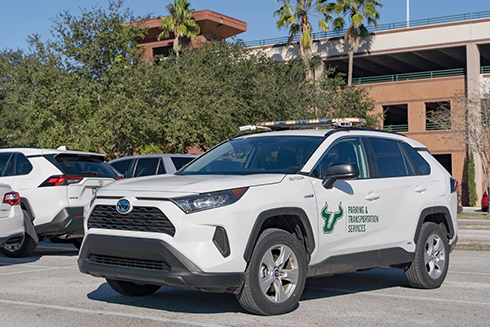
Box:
0, 241, 489, 326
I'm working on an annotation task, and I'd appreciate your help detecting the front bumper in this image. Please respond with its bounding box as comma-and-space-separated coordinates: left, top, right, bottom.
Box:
78, 234, 243, 293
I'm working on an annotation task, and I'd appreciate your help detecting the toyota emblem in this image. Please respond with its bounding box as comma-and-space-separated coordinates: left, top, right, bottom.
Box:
116, 199, 131, 214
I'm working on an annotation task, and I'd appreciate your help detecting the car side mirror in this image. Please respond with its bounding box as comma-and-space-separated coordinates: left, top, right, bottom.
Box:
322, 163, 360, 189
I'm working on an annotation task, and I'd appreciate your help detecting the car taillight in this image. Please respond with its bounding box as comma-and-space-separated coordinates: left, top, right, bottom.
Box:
3, 192, 21, 205
450, 178, 458, 193
39, 176, 83, 187
115, 177, 125, 181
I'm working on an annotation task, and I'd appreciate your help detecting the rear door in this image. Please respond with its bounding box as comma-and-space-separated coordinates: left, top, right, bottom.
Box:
365, 138, 435, 259
53, 154, 118, 208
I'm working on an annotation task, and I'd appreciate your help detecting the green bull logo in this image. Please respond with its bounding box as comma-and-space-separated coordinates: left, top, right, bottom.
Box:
322, 201, 343, 234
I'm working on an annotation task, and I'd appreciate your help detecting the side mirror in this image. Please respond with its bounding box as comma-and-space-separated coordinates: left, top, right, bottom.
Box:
322, 163, 360, 189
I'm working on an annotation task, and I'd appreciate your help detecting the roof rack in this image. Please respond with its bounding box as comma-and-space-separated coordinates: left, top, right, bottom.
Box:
239, 118, 367, 131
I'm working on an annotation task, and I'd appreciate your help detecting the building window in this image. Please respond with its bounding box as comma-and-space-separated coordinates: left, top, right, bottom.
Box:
433, 154, 452, 175
426, 101, 450, 130
383, 104, 408, 132
153, 45, 173, 59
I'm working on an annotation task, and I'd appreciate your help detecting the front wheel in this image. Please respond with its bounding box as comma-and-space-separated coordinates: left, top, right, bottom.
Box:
106, 279, 161, 296
405, 222, 449, 289
1, 209, 38, 257
236, 228, 307, 315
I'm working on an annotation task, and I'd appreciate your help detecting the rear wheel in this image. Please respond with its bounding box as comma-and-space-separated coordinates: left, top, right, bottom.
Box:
1, 209, 38, 257
106, 279, 161, 296
405, 222, 449, 289
236, 228, 306, 315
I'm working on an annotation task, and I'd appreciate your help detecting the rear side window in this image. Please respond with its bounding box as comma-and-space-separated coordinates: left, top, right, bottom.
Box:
369, 138, 408, 178
16, 153, 33, 175
134, 158, 160, 177
0, 153, 33, 176
171, 157, 194, 171
54, 154, 117, 178
110, 159, 134, 178
401, 143, 431, 175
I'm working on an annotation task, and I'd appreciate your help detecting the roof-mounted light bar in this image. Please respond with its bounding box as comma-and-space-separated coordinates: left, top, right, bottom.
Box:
239, 118, 366, 131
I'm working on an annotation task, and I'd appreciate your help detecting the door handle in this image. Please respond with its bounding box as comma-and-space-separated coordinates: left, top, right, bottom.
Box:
415, 185, 427, 193
365, 192, 380, 201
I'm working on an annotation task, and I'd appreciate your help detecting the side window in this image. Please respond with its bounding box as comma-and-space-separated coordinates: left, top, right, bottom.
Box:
0, 153, 13, 176
157, 159, 166, 175
110, 159, 134, 178
16, 153, 33, 175
401, 143, 431, 175
134, 158, 160, 177
171, 157, 195, 171
311, 138, 368, 179
369, 138, 408, 178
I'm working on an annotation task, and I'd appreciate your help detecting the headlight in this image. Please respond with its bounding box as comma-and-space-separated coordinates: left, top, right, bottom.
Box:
172, 188, 248, 214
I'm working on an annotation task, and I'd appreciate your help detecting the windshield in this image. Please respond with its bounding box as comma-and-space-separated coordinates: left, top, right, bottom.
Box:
179, 135, 324, 175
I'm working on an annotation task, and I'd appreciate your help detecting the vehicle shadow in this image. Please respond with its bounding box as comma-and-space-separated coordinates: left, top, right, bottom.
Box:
0, 240, 79, 266
86, 266, 409, 314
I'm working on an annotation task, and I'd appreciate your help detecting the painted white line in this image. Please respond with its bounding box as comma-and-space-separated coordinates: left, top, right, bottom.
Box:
0, 299, 227, 327
450, 270, 490, 276
306, 286, 490, 306
0, 266, 78, 276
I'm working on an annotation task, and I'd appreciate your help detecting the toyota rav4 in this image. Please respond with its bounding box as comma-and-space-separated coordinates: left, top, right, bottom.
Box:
78, 118, 458, 315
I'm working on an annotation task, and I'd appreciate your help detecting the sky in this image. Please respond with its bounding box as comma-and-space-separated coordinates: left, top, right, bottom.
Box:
1, 0, 489, 52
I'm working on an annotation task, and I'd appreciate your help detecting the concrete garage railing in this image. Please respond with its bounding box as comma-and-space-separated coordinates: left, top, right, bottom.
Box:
245, 10, 490, 47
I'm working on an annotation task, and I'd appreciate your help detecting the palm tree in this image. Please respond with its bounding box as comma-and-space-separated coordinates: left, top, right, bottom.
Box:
322, 0, 382, 85
274, 0, 330, 81
157, 0, 200, 57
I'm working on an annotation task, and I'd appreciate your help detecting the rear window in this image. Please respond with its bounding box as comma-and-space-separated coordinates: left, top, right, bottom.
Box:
171, 157, 195, 171
54, 154, 117, 178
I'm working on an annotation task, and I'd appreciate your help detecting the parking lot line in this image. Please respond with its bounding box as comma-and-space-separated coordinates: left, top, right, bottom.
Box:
306, 286, 490, 306
0, 266, 78, 276
0, 298, 227, 327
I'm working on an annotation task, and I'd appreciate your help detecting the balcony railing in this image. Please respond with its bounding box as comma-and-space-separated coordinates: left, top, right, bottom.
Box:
352, 68, 466, 85
245, 10, 490, 47
426, 122, 451, 130
383, 124, 408, 132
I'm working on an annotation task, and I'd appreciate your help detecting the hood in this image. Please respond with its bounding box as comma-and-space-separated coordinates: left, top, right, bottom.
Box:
97, 174, 286, 198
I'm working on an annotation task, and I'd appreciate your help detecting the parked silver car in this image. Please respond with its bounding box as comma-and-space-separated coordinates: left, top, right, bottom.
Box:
108, 153, 199, 178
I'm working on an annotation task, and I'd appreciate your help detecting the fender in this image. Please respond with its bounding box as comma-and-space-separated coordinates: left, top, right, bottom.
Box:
414, 206, 455, 243
20, 197, 35, 222
243, 207, 315, 263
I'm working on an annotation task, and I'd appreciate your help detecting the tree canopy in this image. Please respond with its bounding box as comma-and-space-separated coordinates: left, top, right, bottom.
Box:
0, 0, 380, 159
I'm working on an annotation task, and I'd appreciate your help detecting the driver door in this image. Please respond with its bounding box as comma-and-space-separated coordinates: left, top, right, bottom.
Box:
310, 137, 382, 270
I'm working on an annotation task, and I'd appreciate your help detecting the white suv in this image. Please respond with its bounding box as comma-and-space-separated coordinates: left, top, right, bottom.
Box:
78, 119, 458, 315
0, 147, 120, 257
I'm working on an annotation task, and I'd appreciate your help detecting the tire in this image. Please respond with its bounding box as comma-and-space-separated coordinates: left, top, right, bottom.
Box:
1, 209, 38, 257
106, 278, 161, 296
71, 238, 83, 249
405, 222, 449, 289
236, 228, 307, 315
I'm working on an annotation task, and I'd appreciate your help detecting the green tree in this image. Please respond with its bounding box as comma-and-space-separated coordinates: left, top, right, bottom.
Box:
274, 0, 330, 80
322, 0, 382, 85
157, 0, 200, 57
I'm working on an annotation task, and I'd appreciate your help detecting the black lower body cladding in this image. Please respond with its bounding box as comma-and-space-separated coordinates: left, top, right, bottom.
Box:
78, 234, 243, 293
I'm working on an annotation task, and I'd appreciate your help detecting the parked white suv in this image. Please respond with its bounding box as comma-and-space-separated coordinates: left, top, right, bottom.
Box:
78, 119, 458, 315
0, 184, 24, 248
0, 147, 120, 257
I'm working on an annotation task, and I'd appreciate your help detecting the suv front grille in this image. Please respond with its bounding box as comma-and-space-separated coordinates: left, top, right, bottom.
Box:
88, 254, 170, 272
88, 205, 175, 236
